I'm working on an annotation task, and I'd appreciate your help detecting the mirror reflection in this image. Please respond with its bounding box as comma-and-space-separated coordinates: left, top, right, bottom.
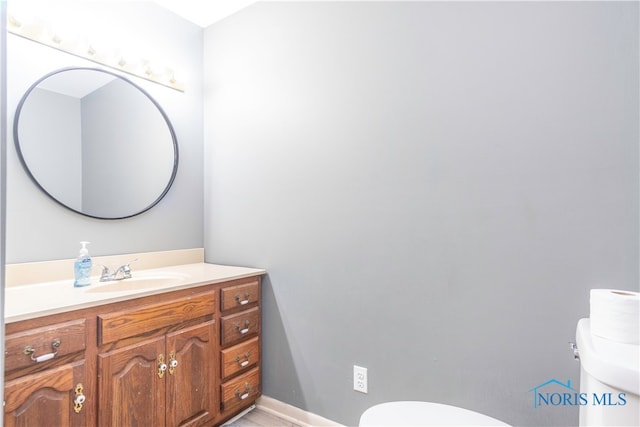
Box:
14, 67, 178, 219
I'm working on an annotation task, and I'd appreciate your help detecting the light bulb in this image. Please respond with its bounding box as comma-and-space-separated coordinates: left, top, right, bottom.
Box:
8, 14, 22, 28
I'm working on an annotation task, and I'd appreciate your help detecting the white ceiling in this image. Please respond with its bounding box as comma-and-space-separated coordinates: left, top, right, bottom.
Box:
38, 70, 115, 98
151, 0, 261, 28
19, 1, 436, 29
153, 0, 435, 28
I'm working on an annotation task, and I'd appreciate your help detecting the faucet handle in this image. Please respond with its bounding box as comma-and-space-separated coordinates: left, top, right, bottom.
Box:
123, 258, 138, 270
121, 258, 138, 278
98, 264, 112, 282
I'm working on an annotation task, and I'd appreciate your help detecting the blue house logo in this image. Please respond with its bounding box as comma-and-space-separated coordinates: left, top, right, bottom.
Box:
529, 378, 627, 408
529, 379, 578, 408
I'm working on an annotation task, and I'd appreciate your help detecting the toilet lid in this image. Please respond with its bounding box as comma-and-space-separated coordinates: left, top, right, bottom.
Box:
359, 401, 509, 426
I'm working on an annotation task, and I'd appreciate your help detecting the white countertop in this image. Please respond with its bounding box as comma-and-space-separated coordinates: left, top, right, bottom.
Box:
5, 262, 266, 324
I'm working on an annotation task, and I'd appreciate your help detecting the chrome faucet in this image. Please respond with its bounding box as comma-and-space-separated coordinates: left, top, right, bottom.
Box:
99, 259, 137, 282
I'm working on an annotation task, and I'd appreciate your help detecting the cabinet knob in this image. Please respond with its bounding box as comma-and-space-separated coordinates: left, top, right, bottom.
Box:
169, 352, 178, 375
73, 383, 85, 414
158, 354, 167, 378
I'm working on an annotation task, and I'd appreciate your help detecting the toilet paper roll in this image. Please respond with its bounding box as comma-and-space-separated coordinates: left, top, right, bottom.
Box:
590, 289, 640, 344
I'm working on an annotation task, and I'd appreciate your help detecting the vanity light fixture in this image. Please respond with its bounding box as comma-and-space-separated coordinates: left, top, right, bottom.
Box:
144, 62, 154, 76
8, 14, 22, 28
168, 70, 177, 84
6, 10, 185, 92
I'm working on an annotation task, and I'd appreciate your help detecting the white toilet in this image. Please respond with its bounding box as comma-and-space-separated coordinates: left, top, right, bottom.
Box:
359, 401, 509, 426
575, 318, 640, 426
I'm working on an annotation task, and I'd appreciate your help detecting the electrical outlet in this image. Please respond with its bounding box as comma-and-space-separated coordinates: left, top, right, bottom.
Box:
353, 365, 368, 393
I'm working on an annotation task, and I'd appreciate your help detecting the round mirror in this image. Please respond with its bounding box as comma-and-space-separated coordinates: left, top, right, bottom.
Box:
13, 67, 178, 219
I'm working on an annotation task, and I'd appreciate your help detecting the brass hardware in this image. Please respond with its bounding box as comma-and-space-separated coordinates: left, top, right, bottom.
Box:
169, 351, 178, 375
235, 320, 250, 335
73, 383, 85, 413
235, 382, 251, 400
158, 354, 167, 378
235, 352, 251, 368
23, 338, 61, 363
235, 292, 250, 305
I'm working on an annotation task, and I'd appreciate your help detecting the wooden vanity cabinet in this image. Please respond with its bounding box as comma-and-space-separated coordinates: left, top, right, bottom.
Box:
4, 360, 87, 427
4, 319, 89, 427
218, 277, 262, 420
98, 335, 166, 426
97, 290, 218, 427
4, 274, 262, 427
97, 321, 217, 427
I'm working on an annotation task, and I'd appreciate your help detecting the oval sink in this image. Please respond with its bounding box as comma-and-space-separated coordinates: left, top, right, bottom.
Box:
86, 272, 190, 293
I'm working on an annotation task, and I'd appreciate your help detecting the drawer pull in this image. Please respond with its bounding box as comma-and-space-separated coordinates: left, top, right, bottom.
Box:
73, 383, 85, 414
236, 320, 251, 335
235, 293, 250, 305
23, 338, 61, 363
235, 383, 251, 400
235, 352, 251, 367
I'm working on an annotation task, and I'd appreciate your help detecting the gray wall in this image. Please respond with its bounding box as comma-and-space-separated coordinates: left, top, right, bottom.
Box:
6, 1, 204, 262
203, 2, 639, 426
18, 88, 82, 209
81, 79, 175, 217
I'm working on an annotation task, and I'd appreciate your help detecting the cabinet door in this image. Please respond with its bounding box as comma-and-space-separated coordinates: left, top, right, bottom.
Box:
98, 336, 166, 427
4, 361, 86, 427
166, 320, 217, 427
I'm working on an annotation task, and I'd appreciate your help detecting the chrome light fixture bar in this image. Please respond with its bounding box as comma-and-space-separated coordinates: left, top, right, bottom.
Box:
6, 10, 185, 92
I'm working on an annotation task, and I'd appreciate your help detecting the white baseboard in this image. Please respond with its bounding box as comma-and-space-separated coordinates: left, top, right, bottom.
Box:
221, 404, 257, 426
256, 396, 344, 427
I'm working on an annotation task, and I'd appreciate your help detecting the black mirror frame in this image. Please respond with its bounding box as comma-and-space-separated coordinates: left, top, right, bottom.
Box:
13, 66, 179, 220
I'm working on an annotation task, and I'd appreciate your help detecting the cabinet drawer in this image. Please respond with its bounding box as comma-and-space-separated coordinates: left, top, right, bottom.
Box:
221, 337, 260, 380
221, 279, 260, 312
98, 291, 216, 345
221, 367, 260, 411
221, 307, 260, 347
5, 319, 86, 372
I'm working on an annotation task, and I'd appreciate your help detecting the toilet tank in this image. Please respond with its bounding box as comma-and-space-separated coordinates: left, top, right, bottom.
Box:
575, 318, 639, 426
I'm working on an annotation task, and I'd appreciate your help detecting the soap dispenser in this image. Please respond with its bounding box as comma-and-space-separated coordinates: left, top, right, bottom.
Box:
74, 241, 92, 287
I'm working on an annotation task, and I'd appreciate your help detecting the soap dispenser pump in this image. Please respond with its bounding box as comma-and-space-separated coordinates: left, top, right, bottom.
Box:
74, 241, 92, 287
